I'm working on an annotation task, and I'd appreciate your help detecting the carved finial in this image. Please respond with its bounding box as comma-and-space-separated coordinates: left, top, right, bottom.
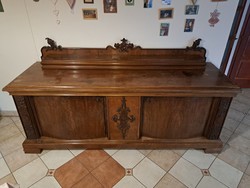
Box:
187, 38, 202, 50
45, 38, 62, 51
114, 38, 134, 52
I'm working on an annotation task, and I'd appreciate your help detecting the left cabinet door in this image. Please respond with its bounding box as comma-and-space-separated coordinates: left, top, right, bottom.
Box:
32, 96, 107, 139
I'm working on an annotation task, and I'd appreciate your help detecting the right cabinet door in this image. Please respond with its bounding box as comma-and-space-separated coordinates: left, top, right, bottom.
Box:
141, 97, 213, 139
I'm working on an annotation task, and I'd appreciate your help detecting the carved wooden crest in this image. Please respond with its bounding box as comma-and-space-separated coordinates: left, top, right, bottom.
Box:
114, 38, 135, 52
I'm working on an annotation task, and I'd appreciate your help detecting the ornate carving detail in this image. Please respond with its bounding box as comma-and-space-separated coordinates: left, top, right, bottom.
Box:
112, 97, 135, 139
114, 38, 135, 52
45, 37, 62, 51
13, 96, 40, 139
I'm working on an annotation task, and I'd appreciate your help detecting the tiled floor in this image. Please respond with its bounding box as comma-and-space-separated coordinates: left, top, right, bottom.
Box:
1, 89, 250, 188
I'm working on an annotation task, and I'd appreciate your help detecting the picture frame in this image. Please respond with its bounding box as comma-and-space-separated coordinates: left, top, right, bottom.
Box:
184, 19, 195, 32
160, 23, 169, 36
159, 8, 173, 19
125, 0, 134, 6
82, 9, 98, 20
185, 5, 199, 15
144, 0, 153, 8
103, 0, 117, 13
0, 0, 4, 12
84, 0, 94, 3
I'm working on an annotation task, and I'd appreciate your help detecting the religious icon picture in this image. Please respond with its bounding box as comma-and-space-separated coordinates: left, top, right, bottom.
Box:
104, 0, 117, 13
84, 0, 94, 3
144, 0, 153, 8
159, 8, 173, 19
125, 0, 134, 6
0, 0, 4, 12
160, 23, 170, 36
184, 19, 195, 32
82, 9, 98, 19
185, 5, 199, 15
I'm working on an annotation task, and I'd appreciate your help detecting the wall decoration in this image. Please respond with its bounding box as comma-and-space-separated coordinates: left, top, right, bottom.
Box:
144, 0, 153, 8
184, 19, 195, 32
125, 0, 134, 6
84, 0, 94, 3
50, 0, 61, 24
159, 8, 173, 19
160, 23, 169, 36
209, 9, 220, 27
162, 0, 171, 5
211, 0, 227, 1
66, 0, 76, 10
104, 0, 117, 13
82, 9, 98, 19
185, 5, 199, 15
0, 0, 4, 12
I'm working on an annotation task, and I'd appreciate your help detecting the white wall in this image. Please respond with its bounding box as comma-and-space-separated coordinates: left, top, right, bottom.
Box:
0, 0, 239, 111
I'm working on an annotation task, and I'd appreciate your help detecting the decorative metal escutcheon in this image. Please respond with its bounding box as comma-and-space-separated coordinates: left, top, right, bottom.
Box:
112, 97, 135, 139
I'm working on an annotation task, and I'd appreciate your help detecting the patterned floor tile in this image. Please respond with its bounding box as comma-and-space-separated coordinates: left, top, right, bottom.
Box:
227, 109, 245, 122
0, 174, 17, 186
113, 176, 145, 188
228, 135, 250, 156
91, 157, 125, 187
0, 117, 13, 128
209, 158, 243, 188
29, 176, 61, 188
196, 176, 228, 188
238, 174, 250, 188
147, 150, 180, 171
133, 157, 166, 188
71, 174, 103, 188
0, 123, 21, 143
235, 122, 250, 140
0, 158, 10, 179
0, 133, 25, 156
155, 173, 187, 188
223, 118, 240, 132
169, 158, 203, 188
112, 149, 145, 168
182, 149, 216, 169
13, 158, 48, 188
69, 149, 85, 156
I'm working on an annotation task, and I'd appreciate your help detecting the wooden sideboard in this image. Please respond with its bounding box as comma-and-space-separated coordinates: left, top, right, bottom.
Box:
3, 38, 240, 153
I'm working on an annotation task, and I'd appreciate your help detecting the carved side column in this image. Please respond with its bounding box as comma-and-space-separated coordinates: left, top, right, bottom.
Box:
205, 97, 232, 140
13, 96, 40, 139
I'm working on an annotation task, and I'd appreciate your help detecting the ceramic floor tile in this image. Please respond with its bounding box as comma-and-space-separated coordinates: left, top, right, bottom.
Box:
220, 127, 233, 144
112, 149, 145, 168
0, 152, 2, 159
196, 176, 228, 188
223, 118, 240, 132
147, 150, 180, 171
0, 158, 10, 179
218, 144, 250, 172
182, 149, 216, 169
227, 109, 245, 122
230, 100, 250, 114
13, 120, 25, 135
235, 94, 250, 106
209, 158, 243, 188
0, 123, 21, 143
113, 176, 145, 188
133, 157, 166, 188
138, 149, 152, 156
245, 162, 250, 176
10, 116, 21, 123
4, 147, 38, 172
72, 174, 103, 188
169, 158, 203, 188
54, 158, 89, 188
228, 135, 250, 156
154, 173, 187, 188
13, 158, 48, 188
76, 149, 110, 171
92, 157, 125, 188
70, 149, 85, 156
0, 117, 13, 128
29, 176, 61, 188
238, 174, 250, 188
235, 123, 250, 139
40, 150, 74, 169
172, 149, 187, 156
0, 133, 25, 156
242, 115, 250, 126
104, 149, 118, 156
0, 174, 17, 186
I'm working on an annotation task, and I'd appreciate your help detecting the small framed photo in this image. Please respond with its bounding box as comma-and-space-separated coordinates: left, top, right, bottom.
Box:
144, 0, 153, 8
160, 23, 169, 36
125, 0, 134, 6
185, 5, 199, 15
84, 0, 94, 3
159, 8, 173, 19
0, 0, 4, 12
82, 9, 98, 20
103, 0, 117, 13
184, 19, 195, 32
162, 0, 171, 5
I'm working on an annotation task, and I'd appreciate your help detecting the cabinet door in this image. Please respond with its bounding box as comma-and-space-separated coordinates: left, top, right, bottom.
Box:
142, 97, 213, 139
33, 96, 107, 139
107, 97, 140, 140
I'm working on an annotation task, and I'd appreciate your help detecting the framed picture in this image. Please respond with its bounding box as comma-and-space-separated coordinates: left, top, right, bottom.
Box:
103, 0, 117, 13
162, 0, 171, 5
84, 0, 94, 3
184, 19, 195, 32
159, 8, 173, 19
82, 9, 98, 19
160, 23, 169, 36
0, 0, 4, 12
144, 0, 153, 8
125, 0, 134, 6
185, 5, 199, 15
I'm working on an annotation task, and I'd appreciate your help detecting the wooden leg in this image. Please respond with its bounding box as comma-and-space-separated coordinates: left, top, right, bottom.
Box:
204, 147, 222, 154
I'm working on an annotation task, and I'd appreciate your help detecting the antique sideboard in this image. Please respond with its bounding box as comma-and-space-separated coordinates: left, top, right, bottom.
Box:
3, 38, 240, 153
